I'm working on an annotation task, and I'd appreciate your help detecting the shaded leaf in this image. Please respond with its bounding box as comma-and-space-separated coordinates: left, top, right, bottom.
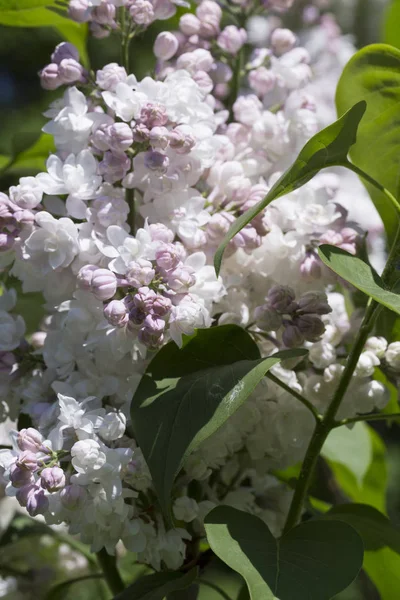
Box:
336, 44, 400, 242
318, 245, 400, 315
114, 568, 198, 600
131, 326, 305, 516
205, 506, 363, 600
322, 422, 372, 486
214, 101, 366, 275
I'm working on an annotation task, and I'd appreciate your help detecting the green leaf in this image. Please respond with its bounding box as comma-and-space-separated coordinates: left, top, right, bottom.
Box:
324, 503, 400, 600
131, 326, 305, 516
326, 427, 387, 513
0, 1, 88, 65
114, 568, 198, 600
213, 101, 366, 276
322, 422, 372, 486
383, 1, 400, 50
204, 506, 364, 600
318, 245, 400, 315
336, 44, 400, 243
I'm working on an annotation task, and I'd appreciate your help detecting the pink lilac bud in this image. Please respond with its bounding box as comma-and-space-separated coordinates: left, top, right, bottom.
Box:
13, 208, 35, 225
91, 268, 117, 301
340, 228, 358, 254
68, 0, 90, 22
167, 265, 196, 292
217, 26, 247, 55
10, 465, 34, 488
152, 294, 172, 317
60, 484, 86, 510
99, 151, 131, 184
211, 61, 233, 84
300, 254, 322, 281
196, 0, 222, 37
180, 13, 201, 36
139, 315, 165, 348
127, 259, 155, 287
108, 123, 134, 151
104, 300, 129, 326
149, 126, 170, 150
58, 59, 85, 84
249, 67, 276, 96
26, 487, 49, 517
90, 22, 110, 39
132, 123, 150, 143
16, 483, 37, 507
206, 212, 234, 244
129, 287, 156, 324
51, 42, 80, 64
148, 223, 174, 243
233, 225, 261, 251
144, 151, 169, 173
254, 306, 282, 331
92, 2, 116, 25
267, 285, 297, 313
96, 63, 127, 91
154, 32, 179, 61
40, 466, 66, 492
193, 70, 213, 94
168, 129, 196, 154
155, 243, 182, 271
40, 64, 61, 90
295, 314, 325, 341
0, 192, 13, 219
282, 325, 304, 348
297, 292, 331, 315
17, 428, 46, 453
271, 28, 296, 54
130, 0, 155, 25
77, 264, 98, 291
177, 49, 214, 73
16, 451, 38, 472
140, 103, 168, 128
91, 123, 112, 152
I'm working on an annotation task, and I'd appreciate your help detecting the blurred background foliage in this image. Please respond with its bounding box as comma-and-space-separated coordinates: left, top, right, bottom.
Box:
1, 0, 400, 599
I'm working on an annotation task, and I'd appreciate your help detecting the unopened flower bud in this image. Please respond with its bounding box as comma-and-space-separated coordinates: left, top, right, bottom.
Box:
10, 464, 34, 488
297, 291, 331, 315
17, 427, 46, 453
126, 259, 155, 287
148, 223, 174, 243
139, 315, 165, 348
30, 332, 47, 349
155, 243, 181, 271
168, 128, 196, 154
154, 32, 179, 61
96, 63, 127, 91
40, 64, 61, 90
267, 285, 296, 313
58, 58, 85, 84
249, 66, 276, 96
16, 483, 36, 507
140, 103, 168, 128
40, 466, 66, 492
217, 26, 247, 54
26, 487, 49, 517
107, 122, 133, 152
9, 177, 43, 210
385, 342, 400, 371
354, 350, 380, 378
92, 2, 116, 25
149, 126, 170, 150
167, 265, 196, 292
193, 70, 214, 94
295, 314, 325, 341
300, 254, 321, 281
132, 123, 150, 143
77, 264, 98, 291
91, 268, 117, 301
271, 28, 296, 54
180, 13, 201, 36
60, 484, 86, 510
365, 336, 388, 359
130, 0, 155, 25
104, 300, 129, 326
16, 451, 38, 472
152, 294, 172, 317
282, 324, 304, 348
254, 306, 282, 331
68, 0, 90, 22
51, 42, 80, 64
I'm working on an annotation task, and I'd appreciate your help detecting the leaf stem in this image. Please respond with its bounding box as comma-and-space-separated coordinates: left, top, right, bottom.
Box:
96, 549, 125, 596
336, 412, 400, 427
126, 187, 135, 234
228, 49, 243, 122
200, 579, 233, 600
265, 372, 320, 422
345, 162, 400, 215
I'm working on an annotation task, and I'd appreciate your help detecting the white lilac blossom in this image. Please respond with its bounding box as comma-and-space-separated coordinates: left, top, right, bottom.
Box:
0, 0, 391, 572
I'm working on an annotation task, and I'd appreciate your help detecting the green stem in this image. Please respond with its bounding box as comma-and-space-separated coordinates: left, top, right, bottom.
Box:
120, 8, 131, 72
283, 215, 400, 533
126, 188, 135, 234
96, 549, 125, 596
337, 412, 400, 427
265, 372, 320, 422
228, 49, 243, 122
200, 579, 233, 600
345, 162, 400, 216
47, 574, 105, 597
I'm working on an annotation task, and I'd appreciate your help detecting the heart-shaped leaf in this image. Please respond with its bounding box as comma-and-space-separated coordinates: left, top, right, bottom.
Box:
205, 506, 364, 600
322, 422, 372, 486
114, 569, 198, 600
131, 325, 306, 516
336, 44, 400, 243
318, 245, 400, 315
214, 101, 366, 275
